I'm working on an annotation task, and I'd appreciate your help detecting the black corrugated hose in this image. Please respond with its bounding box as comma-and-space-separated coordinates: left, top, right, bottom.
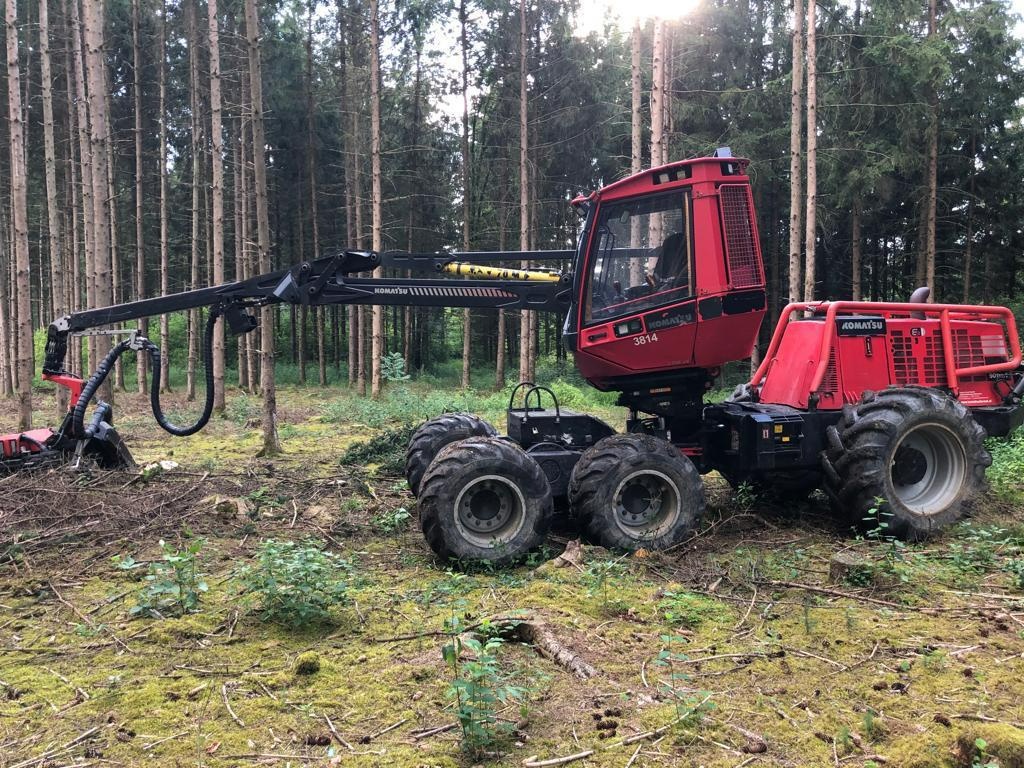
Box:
70, 309, 222, 439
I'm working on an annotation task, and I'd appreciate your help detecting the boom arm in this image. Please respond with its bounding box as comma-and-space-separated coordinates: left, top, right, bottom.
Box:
44, 248, 574, 375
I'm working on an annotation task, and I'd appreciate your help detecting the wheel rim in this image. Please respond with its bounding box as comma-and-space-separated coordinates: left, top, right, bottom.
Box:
612, 469, 682, 540
453, 474, 527, 548
889, 422, 967, 515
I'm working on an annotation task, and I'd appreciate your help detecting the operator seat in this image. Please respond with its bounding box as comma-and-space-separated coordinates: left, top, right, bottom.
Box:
654, 232, 688, 288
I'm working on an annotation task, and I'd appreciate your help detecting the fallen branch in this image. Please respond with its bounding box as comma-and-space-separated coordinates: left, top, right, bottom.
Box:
9, 725, 102, 768
411, 723, 457, 741
522, 749, 595, 767
515, 620, 599, 680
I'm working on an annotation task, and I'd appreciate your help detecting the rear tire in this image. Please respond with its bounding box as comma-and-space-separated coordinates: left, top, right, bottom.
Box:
417, 436, 552, 565
405, 413, 497, 497
569, 434, 704, 551
822, 386, 990, 540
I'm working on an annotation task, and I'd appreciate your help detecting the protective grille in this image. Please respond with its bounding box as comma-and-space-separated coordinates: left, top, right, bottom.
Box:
719, 184, 762, 289
816, 348, 839, 395
922, 332, 949, 386
891, 330, 913, 385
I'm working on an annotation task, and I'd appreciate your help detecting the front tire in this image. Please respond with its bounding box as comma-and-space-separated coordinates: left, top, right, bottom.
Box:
417, 437, 552, 566
569, 434, 704, 551
822, 386, 990, 540
405, 413, 497, 497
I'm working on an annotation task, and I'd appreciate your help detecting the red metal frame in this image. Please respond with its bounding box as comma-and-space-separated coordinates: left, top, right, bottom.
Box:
751, 301, 1023, 400
42, 372, 85, 406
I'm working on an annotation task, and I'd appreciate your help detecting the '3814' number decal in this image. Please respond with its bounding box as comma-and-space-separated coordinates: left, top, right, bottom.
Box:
633, 333, 659, 346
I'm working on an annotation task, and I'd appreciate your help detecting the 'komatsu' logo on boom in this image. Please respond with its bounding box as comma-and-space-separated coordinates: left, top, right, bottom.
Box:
373, 287, 410, 295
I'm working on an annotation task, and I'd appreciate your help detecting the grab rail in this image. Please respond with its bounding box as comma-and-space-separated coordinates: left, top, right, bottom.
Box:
749, 301, 1022, 399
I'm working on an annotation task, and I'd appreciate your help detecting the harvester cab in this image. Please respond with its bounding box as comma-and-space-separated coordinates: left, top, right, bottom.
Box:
5, 149, 1024, 566
565, 150, 765, 390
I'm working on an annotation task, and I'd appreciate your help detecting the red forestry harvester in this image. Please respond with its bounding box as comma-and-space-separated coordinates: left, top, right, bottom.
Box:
5, 150, 1023, 564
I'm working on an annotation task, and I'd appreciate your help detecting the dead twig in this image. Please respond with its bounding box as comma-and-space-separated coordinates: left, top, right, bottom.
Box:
221, 683, 245, 727
48, 581, 131, 653
522, 749, 595, 767
325, 714, 354, 751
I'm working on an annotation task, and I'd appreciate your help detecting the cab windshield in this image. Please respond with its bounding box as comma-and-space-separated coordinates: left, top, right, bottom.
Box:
584, 190, 692, 324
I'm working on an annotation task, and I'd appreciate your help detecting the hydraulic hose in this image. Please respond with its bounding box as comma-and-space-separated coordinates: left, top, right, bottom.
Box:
69, 309, 222, 441
72, 339, 132, 439
145, 308, 222, 437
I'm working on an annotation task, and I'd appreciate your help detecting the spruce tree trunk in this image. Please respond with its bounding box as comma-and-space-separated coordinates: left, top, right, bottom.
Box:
7, 0, 33, 428
964, 132, 976, 303
158, 0, 171, 392
304, 0, 325, 387
369, 0, 384, 397
40, 0, 67, 413
459, 0, 472, 390
186, 0, 201, 402
83, 0, 113, 403
518, 0, 532, 384
851, 201, 862, 300
788, 0, 804, 303
802, 0, 817, 302
244, 0, 280, 455
925, 0, 938, 301
68, 0, 96, 375
132, 0, 147, 394
629, 18, 643, 285
209, 0, 226, 411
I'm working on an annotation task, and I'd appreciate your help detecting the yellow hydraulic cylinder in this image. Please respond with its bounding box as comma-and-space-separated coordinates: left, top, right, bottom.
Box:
440, 261, 562, 282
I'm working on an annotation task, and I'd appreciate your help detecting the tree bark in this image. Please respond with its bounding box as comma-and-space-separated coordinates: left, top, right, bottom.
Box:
245, 0, 280, 455
925, 0, 938, 301
7, 0, 33, 428
369, 0, 384, 398
851, 201, 862, 300
40, 0, 67, 412
68, 0, 96, 374
964, 132, 976, 303
132, 0, 147, 394
305, 1, 325, 387
186, 0, 201, 402
459, 0, 472, 390
83, 0, 113, 402
210, 0, 226, 411
788, 0, 804, 303
518, 0, 532, 384
802, 0, 817, 302
629, 17, 643, 285
158, 0, 171, 392
651, 19, 665, 169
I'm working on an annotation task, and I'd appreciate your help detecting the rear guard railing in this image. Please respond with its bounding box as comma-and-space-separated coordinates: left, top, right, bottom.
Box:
749, 301, 1023, 400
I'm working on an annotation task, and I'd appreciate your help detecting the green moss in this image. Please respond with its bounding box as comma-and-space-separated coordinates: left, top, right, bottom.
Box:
293, 650, 321, 675
956, 724, 1024, 768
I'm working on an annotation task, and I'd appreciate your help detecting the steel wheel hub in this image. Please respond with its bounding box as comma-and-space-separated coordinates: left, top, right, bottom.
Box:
612, 469, 681, 538
454, 475, 527, 548
890, 422, 967, 515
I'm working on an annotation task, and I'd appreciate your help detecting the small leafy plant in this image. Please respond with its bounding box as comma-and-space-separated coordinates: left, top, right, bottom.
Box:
442, 616, 529, 756
238, 539, 351, 626
372, 506, 412, 533
653, 634, 715, 736
116, 538, 207, 618
584, 558, 627, 614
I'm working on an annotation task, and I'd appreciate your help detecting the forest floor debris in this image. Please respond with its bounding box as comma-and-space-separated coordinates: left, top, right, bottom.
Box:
1, 386, 1024, 766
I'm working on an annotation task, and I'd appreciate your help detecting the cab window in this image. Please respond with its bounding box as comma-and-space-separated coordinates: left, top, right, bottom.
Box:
584, 191, 692, 324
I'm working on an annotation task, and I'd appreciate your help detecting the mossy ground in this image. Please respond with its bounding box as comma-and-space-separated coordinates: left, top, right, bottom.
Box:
2, 384, 1024, 767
